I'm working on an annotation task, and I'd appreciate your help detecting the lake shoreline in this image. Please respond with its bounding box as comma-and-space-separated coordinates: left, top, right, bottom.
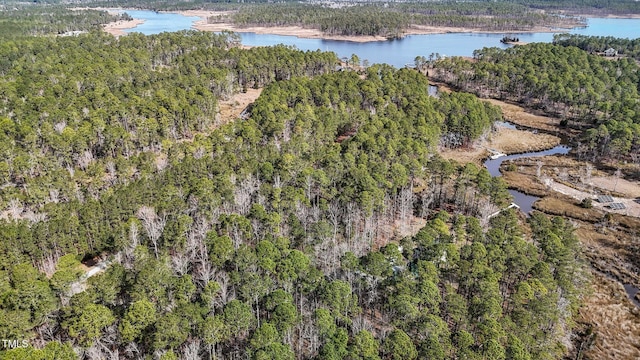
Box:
103, 18, 146, 36
100, 8, 640, 43
184, 9, 576, 43
70, 7, 147, 36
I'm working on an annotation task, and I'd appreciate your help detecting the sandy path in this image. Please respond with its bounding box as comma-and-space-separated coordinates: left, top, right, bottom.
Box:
542, 178, 640, 217
590, 176, 640, 198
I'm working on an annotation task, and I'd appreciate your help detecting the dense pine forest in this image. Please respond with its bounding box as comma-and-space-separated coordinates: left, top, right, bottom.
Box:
0, 6, 130, 39
214, 2, 583, 38
0, 22, 590, 360
554, 34, 640, 61
48, 0, 640, 16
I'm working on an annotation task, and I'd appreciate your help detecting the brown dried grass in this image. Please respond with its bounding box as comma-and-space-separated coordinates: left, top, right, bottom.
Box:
440, 127, 560, 165
580, 274, 640, 360
484, 98, 561, 132
217, 88, 262, 124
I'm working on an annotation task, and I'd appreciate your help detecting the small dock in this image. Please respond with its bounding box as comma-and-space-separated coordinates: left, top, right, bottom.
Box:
487, 148, 507, 160
488, 202, 520, 219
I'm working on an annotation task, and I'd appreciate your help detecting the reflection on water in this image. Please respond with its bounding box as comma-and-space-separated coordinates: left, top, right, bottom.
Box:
483, 145, 571, 215
508, 190, 540, 215
624, 284, 640, 308
117, 10, 640, 68
484, 145, 571, 178
494, 121, 517, 130
122, 10, 199, 34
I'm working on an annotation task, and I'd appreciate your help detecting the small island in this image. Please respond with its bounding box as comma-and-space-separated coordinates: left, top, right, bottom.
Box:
500, 35, 527, 45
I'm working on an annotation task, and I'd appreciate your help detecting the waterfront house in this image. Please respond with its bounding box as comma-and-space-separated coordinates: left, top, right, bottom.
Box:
604, 48, 618, 57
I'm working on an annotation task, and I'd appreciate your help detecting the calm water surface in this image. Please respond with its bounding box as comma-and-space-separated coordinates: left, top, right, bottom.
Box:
484, 145, 571, 178
123, 10, 199, 34
483, 145, 571, 214
624, 284, 640, 308
121, 10, 640, 67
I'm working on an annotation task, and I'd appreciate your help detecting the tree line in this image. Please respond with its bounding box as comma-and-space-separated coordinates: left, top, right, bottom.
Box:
0, 31, 336, 212
509, 0, 640, 15
430, 42, 640, 162
554, 34, 640, 61
207, 2, 584, 38
0, 5, 130, 39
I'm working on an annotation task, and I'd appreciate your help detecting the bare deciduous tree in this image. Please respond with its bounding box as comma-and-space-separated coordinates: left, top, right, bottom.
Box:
478, 201, 500, 228
351, 315, 373, 334
182, 339, 202, 360
137, 206, 167, 258
234, 175, 260, 215
7, 199, 24, 220
155, 155, 169, 171
397, 186, 414, 235
23, 210, 47, 224
328, 200, 341, 242
35, 252, 60, 278
53, 121, 66, 134
124, 221, 140, 269
215, 271, 234, 306
76, 150, 94, 170
300, 321, 320, 357
171, 251, 190, 276
420, 190, 434, 218
193, 147, 205, 160
49, 188, 60, 204
194, 260, 214, 289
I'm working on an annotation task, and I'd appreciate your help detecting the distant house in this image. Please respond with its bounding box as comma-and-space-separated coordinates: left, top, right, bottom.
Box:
604, 48, 618, 57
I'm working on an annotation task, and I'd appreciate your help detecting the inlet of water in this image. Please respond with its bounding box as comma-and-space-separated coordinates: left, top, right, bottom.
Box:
483, 145, 571, 214
624, 284, 640, 308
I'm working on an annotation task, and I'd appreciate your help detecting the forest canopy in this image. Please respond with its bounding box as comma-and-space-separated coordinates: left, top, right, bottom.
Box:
0, 29, 586, 360
0, 6, 129, 39
554, 33, 640, 61
0, 3, 592, 359
210, 2, 584, 38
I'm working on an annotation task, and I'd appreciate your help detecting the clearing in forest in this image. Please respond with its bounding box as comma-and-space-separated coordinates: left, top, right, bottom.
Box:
484, 98, 562, 132
217, 88, 262, 125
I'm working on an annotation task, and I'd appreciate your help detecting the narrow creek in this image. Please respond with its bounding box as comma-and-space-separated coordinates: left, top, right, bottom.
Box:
483, 140, 571, 214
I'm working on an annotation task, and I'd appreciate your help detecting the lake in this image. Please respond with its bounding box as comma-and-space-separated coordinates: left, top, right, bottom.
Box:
121, 10, 640, 68
122, 10, 200, 35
